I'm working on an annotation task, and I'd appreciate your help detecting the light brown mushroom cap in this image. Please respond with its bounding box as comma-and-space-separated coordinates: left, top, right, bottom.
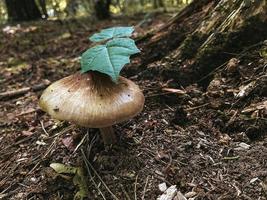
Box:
39, 72, 144, 128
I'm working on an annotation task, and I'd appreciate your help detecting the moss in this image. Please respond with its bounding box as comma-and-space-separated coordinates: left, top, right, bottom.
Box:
193, 15, 267, 87
179, 33, 208, 59
161, 14, 267, 87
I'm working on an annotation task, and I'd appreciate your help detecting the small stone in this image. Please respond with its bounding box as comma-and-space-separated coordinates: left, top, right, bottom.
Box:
174, 191, 187, 200
184, 191, 197, 198
162, 119, 169, 125
16, 101, 23, 105
197, 131, 205, 136
15, 193, 24, 198
36, 140, 46, 146
30, 177, 37, 183
234, 142, 251, 151
157, 185, 177, 200
238, 142, 250, 149
158, 182, 167, 192
155, 170, 164, 177
250, 177, 259, 183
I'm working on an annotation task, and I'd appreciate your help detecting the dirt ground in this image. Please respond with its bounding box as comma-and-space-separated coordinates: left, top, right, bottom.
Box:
0, 14, 267, 200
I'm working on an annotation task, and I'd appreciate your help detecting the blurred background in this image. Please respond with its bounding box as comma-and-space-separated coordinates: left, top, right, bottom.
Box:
0, 0, 191, 24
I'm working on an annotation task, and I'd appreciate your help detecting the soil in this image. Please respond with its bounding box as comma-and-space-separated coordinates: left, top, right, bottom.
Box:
1, 13, 267, 200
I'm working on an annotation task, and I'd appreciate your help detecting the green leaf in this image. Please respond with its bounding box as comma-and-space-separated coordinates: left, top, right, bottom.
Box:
89, 26, 134, 42
50, 163, 77, 174
73, 168, 88, 200
50, 163, 88, 200
81, 38, 140, 82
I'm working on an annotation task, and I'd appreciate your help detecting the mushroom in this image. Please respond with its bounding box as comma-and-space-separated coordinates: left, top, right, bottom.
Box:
39, 72, 144, 145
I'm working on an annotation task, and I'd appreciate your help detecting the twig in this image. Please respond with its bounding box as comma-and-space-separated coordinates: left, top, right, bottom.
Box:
120, 184, 132, 200
0, 87, 30, 100
0, 136, 33, 154
81, 149, 106, 200
27, 126, 72, 175
185, 103, 210, 111
223, 156, 240, 160
74, 133, 87, 153
83, 154, 119, 200
16, 108, 39, 116
134, 174, 139, 200
154, 176, 172, 186
40, 120, 49, 136
142, 176, 149, 200
86, 132, 97, 158
197, 41, 265, 83
0, 183, 13, 194
145, 92, 178, 98
27, 160, 41, 175
197, 60, 229, 83
164, 104, 174, 111
0, 80, 50, 100
43, 126, 73, 158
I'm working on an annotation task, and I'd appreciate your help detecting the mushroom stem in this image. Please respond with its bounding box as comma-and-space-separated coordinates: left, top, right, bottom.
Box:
99, 126, 117, 145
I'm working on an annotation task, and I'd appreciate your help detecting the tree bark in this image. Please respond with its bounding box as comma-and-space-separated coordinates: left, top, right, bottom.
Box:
139, 0, 267, 87
5, 0, 42, 22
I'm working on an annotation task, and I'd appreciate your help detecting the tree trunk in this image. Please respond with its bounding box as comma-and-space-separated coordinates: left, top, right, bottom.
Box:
94, 0, 111, 20
139, 0, 267, 87
5, 0, 42, 22
38, 0, 48, 18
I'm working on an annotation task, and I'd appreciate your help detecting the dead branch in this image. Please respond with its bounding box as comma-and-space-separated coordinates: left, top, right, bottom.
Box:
0, 80, 50, 100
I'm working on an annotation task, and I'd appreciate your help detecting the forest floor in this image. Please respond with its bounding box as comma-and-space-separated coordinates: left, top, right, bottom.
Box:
0, 13, 267, 200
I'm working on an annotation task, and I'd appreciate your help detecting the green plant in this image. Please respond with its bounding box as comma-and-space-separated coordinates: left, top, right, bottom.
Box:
50, 163, 88, 200
81, 26, 140, 82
